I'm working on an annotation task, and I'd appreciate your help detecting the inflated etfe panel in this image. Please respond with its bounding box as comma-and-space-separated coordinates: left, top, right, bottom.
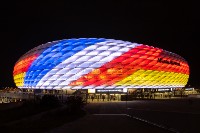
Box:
13, 38, 189, 89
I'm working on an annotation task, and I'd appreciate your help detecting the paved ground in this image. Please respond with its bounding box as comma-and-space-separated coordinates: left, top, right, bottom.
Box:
47, 98, 200, 133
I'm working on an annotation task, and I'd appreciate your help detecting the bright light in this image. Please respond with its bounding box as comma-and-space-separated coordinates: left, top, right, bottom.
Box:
88, 89, 95, 93
123, 88, 128, 92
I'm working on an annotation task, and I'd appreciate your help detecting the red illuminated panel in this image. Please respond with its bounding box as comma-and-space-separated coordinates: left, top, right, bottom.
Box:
70, 45, 189, 87
13, 55, 38, 76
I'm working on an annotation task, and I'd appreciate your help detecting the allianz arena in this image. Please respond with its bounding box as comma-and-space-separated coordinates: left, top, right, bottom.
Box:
13, 38, 189, 99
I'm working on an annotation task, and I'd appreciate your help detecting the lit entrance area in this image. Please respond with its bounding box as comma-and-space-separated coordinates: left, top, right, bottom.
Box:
88, 94, 123, 102
87, 89, 127, 102
127, 87, 198, 99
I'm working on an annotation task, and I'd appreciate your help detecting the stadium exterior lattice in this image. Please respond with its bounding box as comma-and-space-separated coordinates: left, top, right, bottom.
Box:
13, 38, 190, 100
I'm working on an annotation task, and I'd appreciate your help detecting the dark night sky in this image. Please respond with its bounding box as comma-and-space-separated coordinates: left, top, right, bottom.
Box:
0, 1, 199, 88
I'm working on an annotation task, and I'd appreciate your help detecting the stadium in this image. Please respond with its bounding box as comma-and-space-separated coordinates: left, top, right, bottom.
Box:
13, 38, 190, 101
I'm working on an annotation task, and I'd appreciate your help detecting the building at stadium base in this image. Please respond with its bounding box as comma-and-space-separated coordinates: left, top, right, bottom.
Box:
13, 38, 190, 101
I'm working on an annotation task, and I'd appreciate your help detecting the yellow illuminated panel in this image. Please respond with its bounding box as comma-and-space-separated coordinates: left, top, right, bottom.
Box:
116, 69, 189, 87
13, 72, 26, 87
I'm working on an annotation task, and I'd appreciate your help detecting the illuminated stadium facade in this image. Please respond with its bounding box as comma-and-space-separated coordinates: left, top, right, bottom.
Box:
13, 38, 190, 100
